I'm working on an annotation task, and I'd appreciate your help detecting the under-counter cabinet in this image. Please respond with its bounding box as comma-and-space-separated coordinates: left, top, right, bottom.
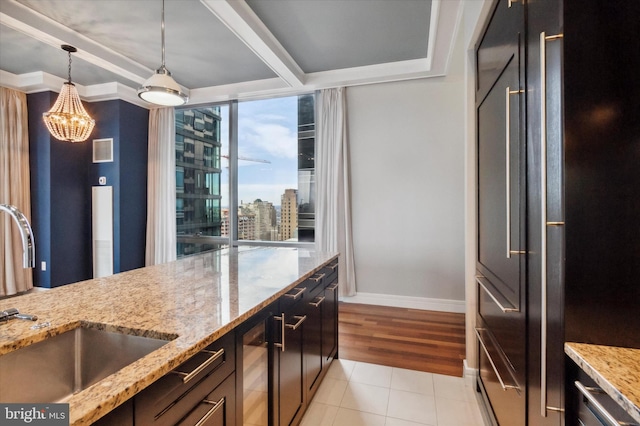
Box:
566, 358, 639, 426
237, 262, 340, 426
134, 331, 236, 426
274, 266, 339, 426
275, 283, 308, 426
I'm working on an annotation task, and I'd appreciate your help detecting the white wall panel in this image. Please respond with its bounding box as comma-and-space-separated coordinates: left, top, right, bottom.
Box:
346, 24, 466, 303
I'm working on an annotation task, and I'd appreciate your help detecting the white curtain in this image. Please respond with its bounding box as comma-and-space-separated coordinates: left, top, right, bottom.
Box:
316, 87, 357, 297
0, 87, 33, 296
145, 107, 177, 265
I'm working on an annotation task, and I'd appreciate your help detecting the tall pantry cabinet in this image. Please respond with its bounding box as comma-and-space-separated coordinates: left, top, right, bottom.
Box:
475, 0, 526, 425
476, 0, 640, 425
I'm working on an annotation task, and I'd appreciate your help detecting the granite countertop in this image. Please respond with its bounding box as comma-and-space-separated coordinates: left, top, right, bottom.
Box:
565, 342, 640, 423
0, 246, 338, 425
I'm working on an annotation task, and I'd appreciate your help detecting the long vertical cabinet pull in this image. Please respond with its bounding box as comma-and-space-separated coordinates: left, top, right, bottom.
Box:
274, 314, 285, 352
540, 30, 564, 418
506, 86, 524, 258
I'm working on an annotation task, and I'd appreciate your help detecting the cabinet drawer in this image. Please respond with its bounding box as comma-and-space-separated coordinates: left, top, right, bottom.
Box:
282, 276, 321, 310
574, 370, 638, 426
135, 331, 235, 425
177, 372, 235, 426
476, 327, 525, 426
477, 276, 525, 381
320, 260, 338, 286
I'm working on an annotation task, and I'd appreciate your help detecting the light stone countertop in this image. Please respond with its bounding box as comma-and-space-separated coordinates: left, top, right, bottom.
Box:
0, 246, 338, 425
565, 342, 640, 423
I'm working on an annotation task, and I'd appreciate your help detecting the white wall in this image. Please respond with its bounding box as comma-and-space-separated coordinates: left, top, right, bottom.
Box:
345, 21, 466, 308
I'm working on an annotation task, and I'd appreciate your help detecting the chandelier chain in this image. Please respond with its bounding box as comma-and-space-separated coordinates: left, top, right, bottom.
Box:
68, 50, 72, 83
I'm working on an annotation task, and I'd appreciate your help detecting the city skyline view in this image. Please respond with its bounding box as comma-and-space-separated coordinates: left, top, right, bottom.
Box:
219, 96, 300, 208
175, 93, 315, 255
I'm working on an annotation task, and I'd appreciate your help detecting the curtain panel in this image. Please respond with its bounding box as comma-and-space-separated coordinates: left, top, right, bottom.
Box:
316, 87, 357, 297
145, 107, 177, 266
0, 87, 33, 296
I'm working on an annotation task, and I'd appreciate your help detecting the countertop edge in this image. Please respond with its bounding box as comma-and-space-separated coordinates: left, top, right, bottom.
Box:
76, 251, 339, 425
0, 248, 339, 426
565, 342, 640, 424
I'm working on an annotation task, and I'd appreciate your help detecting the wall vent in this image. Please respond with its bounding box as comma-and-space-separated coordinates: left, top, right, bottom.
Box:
93, 138, 113, 163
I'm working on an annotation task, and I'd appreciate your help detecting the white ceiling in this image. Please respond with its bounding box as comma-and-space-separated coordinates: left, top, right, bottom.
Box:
0, 0, 462, 108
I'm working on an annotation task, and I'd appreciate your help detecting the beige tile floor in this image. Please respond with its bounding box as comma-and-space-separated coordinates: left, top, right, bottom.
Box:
301, 359, 486, 426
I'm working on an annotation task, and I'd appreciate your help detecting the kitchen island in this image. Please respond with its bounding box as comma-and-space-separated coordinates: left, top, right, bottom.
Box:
0, 246, 338, 425
565, 342, 640, 424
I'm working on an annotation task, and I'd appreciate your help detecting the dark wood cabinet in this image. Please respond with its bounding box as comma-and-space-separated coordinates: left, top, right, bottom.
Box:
304, 282, 324, 397
275, 285, 307, 426
273, 264, 340, 426
475, 0, 526, 425
526, 1, 640, 426
565, 358, 638, 426
93, 399, 133, 426
303, 262, 339, 404
134, 331, 236, 426
477, 0, 640, 425
322, 275, 338, 366
94, 259, 339, 426
177, 372, 236, 426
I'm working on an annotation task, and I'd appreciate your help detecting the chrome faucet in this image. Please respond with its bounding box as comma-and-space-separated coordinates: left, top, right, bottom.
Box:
0, 204, 35, 268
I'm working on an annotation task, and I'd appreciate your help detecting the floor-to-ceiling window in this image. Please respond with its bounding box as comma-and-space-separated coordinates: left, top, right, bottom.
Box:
175, 94, 315, 257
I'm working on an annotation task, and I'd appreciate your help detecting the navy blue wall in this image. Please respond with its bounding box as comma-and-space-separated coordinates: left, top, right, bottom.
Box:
28, 92, 91, 287
119, 102, 148, 271
28, 94, 148, 287
87, 100, 148, 273
28, 92, 53, 288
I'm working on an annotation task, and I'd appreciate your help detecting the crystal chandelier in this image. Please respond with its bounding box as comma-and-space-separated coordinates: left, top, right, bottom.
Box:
43, 45, 95, 142
138, 0, 188, 106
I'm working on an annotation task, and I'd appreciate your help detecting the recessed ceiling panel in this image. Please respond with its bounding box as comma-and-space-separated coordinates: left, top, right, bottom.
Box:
246, 0, 432, 73
0, 26, 139, 87
13, 0, 277, 88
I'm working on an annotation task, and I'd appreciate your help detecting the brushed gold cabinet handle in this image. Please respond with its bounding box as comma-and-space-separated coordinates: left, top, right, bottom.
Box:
285, 315, 306, 331
506, 86, 524, 259
475, 328, 519, 391
574, 381, 634, 426
274, 313, 285, 352
284, 287, 305, 300
195, 397, 225, 426
173, 347, 225, 384
476, 275, 518, 313
309, 273, 326, 283
540, 30, 564, 418
309, 296, 325, 308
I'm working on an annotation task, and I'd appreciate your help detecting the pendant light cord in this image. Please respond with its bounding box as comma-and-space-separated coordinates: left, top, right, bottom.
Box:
161, 0, 166, 68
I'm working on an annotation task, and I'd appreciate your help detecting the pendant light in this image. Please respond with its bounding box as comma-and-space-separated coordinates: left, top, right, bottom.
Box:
42, 45, 95, 143
138, 0, 188, 106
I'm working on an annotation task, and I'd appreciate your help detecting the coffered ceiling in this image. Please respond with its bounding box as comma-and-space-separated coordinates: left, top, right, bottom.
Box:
0, 0, 462, 108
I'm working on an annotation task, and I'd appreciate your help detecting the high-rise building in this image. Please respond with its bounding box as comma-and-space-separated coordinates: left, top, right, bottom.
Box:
297, 94, 315, 241
240, 199, 277, 241
280, 189, 298, 241
175, 107, 223, 257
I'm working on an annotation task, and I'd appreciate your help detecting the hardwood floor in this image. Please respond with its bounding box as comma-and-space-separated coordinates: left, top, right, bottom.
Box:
338, 303, 466, 377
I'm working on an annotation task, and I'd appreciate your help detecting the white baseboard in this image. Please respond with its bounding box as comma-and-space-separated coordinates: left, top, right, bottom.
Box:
462, 359, 478, 383
339, 292, 465, 313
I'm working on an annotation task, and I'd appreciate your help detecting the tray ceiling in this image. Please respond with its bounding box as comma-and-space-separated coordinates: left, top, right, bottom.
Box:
0, 0, 462, 107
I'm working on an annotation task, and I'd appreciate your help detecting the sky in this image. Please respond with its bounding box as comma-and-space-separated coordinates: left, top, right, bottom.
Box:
219, 96, 299, 208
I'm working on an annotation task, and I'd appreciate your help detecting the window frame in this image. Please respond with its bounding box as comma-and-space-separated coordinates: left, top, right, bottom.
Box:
176, 95, 316, 252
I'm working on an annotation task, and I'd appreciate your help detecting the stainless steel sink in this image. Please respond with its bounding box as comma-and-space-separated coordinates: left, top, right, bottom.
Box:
0, 324, 173, 403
